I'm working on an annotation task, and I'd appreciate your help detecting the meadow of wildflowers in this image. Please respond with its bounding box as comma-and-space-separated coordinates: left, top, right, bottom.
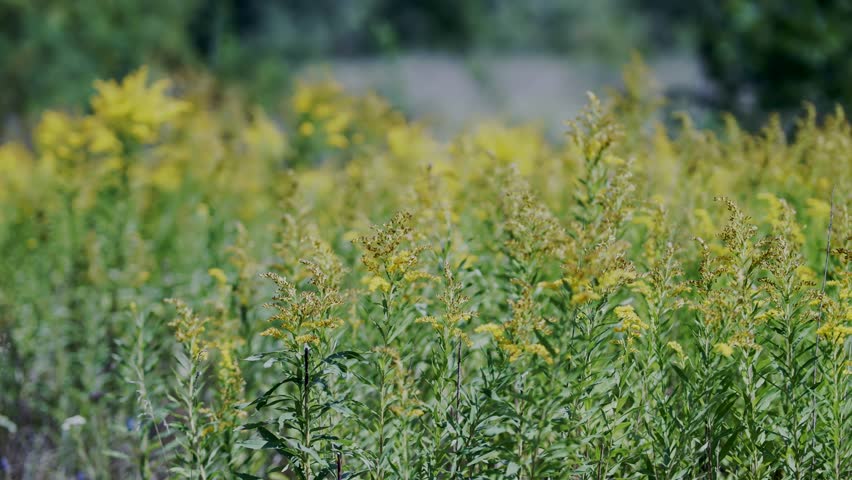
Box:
0, 62, 849, 479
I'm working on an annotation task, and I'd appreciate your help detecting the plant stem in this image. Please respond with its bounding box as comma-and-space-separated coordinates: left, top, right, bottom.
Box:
810, 187, 834, 470
303, 344, 311, 480
455, 340, 461, 423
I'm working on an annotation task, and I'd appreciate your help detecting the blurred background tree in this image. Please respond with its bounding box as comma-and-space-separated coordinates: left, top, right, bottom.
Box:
2, 0, 851, 127
0, 0, 200, 114
640, 0, 852, 121
0, 0, 657, 117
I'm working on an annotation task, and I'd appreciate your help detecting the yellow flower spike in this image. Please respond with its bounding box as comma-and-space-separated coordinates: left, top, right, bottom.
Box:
693, 208, 715, 239
570, 290, 600, 306
83, 118, 122, 154
294, 334, 320, 345
299, 122, 316, 136
327, 133, 349, 149
667, 341, 687, 362
759, 192, 804, 244
260, 327, 284, 339
714, 342, 734, 358
165, 298, 209, 359
729, 331, 761, 351
149, 163, 182, 192
795, 265, 817, 283
260, 250, 344, 350
499, 173, 568, 263
754, 309, 782, 325
805, 198, 831, 221
325, 111, 351, 133
314, 104, 333, 119
536, 279, 564, 291
415, 315, 440, 329
356, 211, 433, 288
135, 271, 151, 286
476, 280, 553, 363
208, 268, 228, 285
614, 305, 648, 339
602, 154, 625, 167
817, 323, 852, 345
243, 108, 287, 159
367, 276, 391, 293
523, 344, 554, 364
402, 270, 438, 284
475, 323, 506, 341
90, 66, 189, 144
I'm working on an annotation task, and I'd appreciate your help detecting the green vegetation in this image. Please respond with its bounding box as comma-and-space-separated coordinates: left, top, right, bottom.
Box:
0, 64, 849, 478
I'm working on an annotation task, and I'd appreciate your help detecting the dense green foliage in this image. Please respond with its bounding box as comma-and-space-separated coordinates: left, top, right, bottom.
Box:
642, 0, 852, 117
0, 64, 850, 479
0, 0, 199, 113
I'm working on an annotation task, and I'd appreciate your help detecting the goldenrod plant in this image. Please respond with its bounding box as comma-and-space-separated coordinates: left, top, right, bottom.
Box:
0, 63, 849, 479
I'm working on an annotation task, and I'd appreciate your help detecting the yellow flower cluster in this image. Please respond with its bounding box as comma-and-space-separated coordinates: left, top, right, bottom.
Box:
499, 173, 569, 264
291, 79, 402, 154
165, 298, 209, 360
714, 342, 735, 358
476, 280, 554, 364
613, 305, 649, 349
816, 219, 852, 345
758, 192, 805, 245
91, 66, 190, 144
415, 263, 475, 346
357, 211, 436, 291
667, 341, 687, 362
260, 249, 345, 347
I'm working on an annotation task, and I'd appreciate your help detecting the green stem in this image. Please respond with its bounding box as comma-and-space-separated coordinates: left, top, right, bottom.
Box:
303, 345, 312, 480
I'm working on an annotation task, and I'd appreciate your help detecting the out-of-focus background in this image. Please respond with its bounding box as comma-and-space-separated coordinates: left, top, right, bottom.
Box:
2, 0, 851, 134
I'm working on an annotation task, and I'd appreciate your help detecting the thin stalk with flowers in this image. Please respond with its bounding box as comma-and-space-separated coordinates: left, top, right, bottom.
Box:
164, 298, 217, 480
759, 193, 815, 477
355, 210, 434, 479
717, 198, 775, 479
811, 202, 851, 477
415, 261, 474, 476
240, 244, 355, 480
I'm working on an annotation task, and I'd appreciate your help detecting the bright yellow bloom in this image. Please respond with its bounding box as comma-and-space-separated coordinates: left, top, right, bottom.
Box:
476, 281, 553, 363
208, 268, 228, 285
667, 341, 686, 362
366, 276, 391, 293
294, 334, 320, 345
299, 122, 316, 136
714, 342, 734, 358
614, 305, 648, 339
805, 198, 831, 220
475, 323, 506, 341
91, 66, 189, 144
165, 298, 209, 359
816, 323, 852, 345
